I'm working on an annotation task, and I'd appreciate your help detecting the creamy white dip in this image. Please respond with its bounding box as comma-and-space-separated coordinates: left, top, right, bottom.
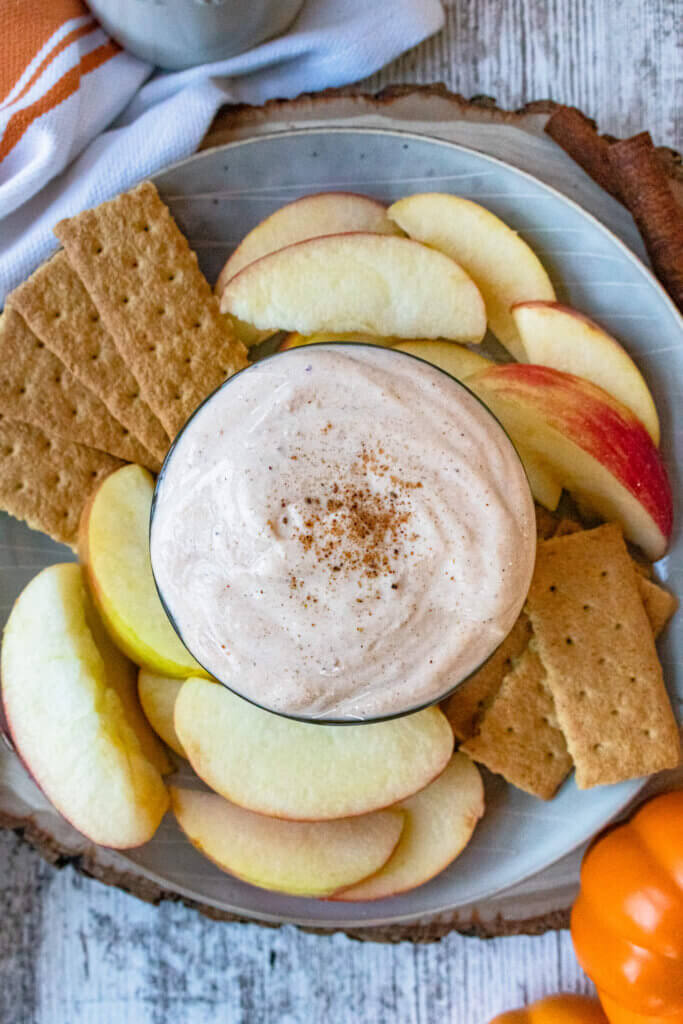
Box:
150, 344, 536, 719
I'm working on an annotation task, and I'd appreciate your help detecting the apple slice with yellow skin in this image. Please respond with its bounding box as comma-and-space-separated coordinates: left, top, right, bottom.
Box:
1, 564, 169, 848
79, 464, 207, 678
85, 606, 173, 775
220, 233, 486, 343
512, 301, 660, 444
392, 339, 493, 379
387, 193, 555, 359
279, 330, 400, 351
223, 315, 274, 349
215, 192, 402, 295
138, 670, 186, 758
175, 678, 454, 821
516, 447, 562, 511
333, 753, 484, 902
170, 787, 404, 898
467, 364, 672, 559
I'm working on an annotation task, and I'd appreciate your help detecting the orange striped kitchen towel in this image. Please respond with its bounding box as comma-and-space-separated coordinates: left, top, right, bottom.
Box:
0, 0, 149, 217
0, 0, 444, 305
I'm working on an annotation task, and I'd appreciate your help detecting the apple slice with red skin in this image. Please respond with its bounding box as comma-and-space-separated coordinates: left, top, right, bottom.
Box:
388, 340, 562, 509
216, 193, 401, 348
512, 301, 660, 444
170, 787, 404, 898
220, 233, 486, 343
216, 192, 401, 295
332, 753, 484, 902
467, 364, 672, 560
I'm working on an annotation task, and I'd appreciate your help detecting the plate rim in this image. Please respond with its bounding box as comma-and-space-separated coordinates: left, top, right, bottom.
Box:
1, 125, 667, 930
159, 125, 682, 331
134, 124, 678, 926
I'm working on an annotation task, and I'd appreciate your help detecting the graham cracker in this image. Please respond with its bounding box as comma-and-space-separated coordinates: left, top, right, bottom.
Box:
8, 252, 169, 463
526, 523, 680, 788
0, 309, 158, 471
461, 647, 573, 800
0, 416, 123, 547
54, 182, 249, 438
553, 519, 670, 633
444, 612, 533, 740
638, 575, 677, 637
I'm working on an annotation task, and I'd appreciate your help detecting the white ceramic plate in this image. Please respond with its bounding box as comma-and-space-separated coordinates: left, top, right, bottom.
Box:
2, 128, 680, 928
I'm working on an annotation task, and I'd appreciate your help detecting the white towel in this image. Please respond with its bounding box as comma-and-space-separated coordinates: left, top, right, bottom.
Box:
0, 0, 444, 304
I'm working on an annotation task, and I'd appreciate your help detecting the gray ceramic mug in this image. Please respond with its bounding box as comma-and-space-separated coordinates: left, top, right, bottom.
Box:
87, 0, 305, 69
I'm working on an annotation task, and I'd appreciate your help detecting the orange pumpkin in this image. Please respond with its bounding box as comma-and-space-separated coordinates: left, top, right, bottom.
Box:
489, 994, 607, 1023
571, 790, 683, 1019
598, 992, 683, 1024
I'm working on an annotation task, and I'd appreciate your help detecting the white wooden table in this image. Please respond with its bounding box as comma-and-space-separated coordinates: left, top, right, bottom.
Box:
1, 3, 679, 1021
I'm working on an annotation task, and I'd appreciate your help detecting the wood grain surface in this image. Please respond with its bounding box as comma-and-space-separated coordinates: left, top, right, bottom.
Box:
1, 2, 680, 1022
361, 0, 681, 146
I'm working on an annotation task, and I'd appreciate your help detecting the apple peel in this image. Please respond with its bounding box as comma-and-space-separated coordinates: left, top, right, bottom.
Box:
2, 564, 168, 848
468, 363, 672, 560
171, 787, 404, 898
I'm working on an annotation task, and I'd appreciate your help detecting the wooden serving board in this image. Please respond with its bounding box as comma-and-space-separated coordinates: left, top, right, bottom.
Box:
2, 86, 681, 942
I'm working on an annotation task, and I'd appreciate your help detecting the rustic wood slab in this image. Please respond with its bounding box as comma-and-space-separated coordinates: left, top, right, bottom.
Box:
2, 86, 681, 942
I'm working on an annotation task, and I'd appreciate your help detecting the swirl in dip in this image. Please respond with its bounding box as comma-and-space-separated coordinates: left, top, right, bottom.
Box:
150, 344, 536, 720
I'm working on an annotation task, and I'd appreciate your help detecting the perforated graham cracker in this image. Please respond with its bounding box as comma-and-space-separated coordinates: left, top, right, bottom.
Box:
8, 252, 170, 463
0, 416, 123, 546
461, 647, 572, 800
54, 182, 249, 438
0, 309, 158, 470
552, 519, 671, 633
526, 523, 680, 788
638, 575, 677, 637
444, 612, 533, 740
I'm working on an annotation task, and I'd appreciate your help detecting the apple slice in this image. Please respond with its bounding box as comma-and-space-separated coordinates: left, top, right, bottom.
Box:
79, 464, 206, 678
382, 340, 561, 510
333, 753, 484, 901
138, 670, 186, 758
516, 447, 562, 511
220, 233, 486, 343
512, 301, 660, 444
215, 192, 402, 295
223, 315, 274, 349
279, 330, 399, 351
1, 564, 168, 848
392, 339, 494, 380
387, 193, 556, 359
85, 606, 173, 775
467, 364, 673, 559
174, 679, 454, 820
171, 787, 404, 898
